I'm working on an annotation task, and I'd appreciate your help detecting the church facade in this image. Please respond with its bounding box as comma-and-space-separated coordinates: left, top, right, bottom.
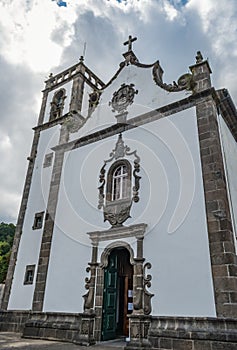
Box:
1, 37, 237, 349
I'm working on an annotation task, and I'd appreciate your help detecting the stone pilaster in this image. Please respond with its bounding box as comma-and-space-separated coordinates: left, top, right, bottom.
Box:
196, 94, 237, 317
32, 125, 69, 311
125, 314, 152, 350
133, 236, 145, 313
190, 52, 237, 318
1, 90, 49, 311
83, 243, 98, 312
189, 51, 212, 93
74, 313, 95, 346
94, 267, 104, 342
69, 75, 85, 112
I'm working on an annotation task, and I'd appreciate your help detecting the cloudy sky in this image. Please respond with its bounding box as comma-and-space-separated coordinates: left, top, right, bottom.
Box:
0, 0, 237, 224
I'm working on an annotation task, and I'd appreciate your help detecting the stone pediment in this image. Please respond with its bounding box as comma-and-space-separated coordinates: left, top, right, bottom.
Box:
68, 38, 200, 141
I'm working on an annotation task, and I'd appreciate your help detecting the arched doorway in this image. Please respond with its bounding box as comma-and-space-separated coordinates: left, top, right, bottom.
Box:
101, 247, 133, 340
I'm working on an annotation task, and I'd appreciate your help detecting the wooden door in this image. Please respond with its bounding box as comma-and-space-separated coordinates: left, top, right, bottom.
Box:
102, 251, 118, 340
102, 248, 133, 340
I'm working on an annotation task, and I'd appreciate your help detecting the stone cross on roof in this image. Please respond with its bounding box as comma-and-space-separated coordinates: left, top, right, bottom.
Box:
123, 35, 137, 52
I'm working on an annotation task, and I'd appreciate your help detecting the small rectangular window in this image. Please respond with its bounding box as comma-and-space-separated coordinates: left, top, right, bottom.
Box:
24, 265, 36, 285
43, 153, 53, 168
32, 211, 44, 230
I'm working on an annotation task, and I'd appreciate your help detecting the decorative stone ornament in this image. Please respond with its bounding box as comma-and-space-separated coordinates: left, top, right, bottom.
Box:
88, 90, 100, 109
63, 111, 85, 133
196, 50, 203, 63
152, 61, 196, 92
98, 133, 141, 227
109, 83, 138, 114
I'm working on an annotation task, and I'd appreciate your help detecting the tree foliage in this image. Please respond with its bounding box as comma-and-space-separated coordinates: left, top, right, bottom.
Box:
0, 222, 15, 283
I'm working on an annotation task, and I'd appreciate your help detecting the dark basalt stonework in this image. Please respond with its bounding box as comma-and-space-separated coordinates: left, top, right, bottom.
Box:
147, 316, 237, 350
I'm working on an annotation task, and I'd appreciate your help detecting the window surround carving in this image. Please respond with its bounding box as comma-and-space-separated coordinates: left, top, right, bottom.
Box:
98, 133, 141, 227
49, 88, 67, 121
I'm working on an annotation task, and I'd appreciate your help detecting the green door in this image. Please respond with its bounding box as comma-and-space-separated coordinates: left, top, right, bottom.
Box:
102, 250, 118, 340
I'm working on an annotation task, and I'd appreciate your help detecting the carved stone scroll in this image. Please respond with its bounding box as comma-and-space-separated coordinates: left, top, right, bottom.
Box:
143, 262, 154, 315
133, 260, 154, 315
153, 61, 195, 92
82, 245, 98, 313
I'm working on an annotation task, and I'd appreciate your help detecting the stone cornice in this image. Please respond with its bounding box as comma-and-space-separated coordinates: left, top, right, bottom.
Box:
216, 88, 237, 142
51, 88, 216, 154
33, 114, 67, 131
43, 62, 105, 92
87, 223, 147, 243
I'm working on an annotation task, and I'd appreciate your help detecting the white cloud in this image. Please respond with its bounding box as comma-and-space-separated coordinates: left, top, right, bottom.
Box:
0, 135, 12, 151
187, 0, 237, 57
0, 190, 21, 222
163, 0, 179, 21
186, 0, 237, 97
0, 0, 78, 72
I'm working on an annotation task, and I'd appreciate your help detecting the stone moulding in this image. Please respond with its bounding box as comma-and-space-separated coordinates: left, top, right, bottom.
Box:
100, 52, 196, 95
87, 222, 147, 244
87, 223, 154, 316
52, 89, 211, 154
84, 223, 154, 344
85, 49, 197, 118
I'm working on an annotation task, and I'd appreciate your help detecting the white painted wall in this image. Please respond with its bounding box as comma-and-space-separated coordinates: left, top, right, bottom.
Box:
8, 126, 60, 310
44, 81, 73, 123
43, 108, 216, 317
219, 115, 237, 251
140, 111, 215, 316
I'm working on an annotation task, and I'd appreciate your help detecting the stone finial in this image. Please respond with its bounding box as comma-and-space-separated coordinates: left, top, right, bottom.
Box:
196, 51, 203, 64
49, 72, 53, 78
79, 55, 84, 63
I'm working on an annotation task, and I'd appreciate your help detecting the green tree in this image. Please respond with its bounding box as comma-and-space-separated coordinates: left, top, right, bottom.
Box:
0, 222, 15, 283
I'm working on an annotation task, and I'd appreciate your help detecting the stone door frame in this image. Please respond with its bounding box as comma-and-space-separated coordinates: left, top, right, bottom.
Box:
85, 223, 152, 342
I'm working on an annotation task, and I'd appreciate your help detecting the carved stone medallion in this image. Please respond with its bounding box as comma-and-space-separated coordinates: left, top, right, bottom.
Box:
109, 83, 138, 114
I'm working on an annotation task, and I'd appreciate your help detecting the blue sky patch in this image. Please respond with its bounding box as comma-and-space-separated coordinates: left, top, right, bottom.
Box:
52, 0, 67, 7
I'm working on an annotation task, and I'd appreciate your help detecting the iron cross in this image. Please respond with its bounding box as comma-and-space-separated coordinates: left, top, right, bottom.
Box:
123, 35, 137, 51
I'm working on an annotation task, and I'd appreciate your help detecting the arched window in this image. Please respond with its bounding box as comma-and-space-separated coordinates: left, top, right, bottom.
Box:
55, 90, 64, 106
112, 164, 128, 200
106, 160, 131, 202
49, 88, 66, 121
